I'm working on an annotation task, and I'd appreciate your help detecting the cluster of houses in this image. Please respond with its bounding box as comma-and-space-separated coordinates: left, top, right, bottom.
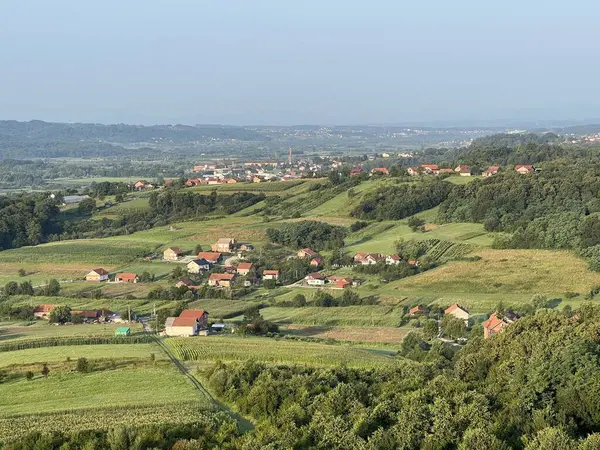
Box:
404, 164, 536, 177
409, 302, 519, 339
353, 252, 418, 266
85, 268, 139, 283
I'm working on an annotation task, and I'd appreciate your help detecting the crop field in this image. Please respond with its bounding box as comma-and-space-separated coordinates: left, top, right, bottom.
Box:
189, 180, 309, 193
0, 322, 145, 343
0, 343, 164, 367
0, 239, 156, 266
258, 305, 404, 327
165, 336, 396, 368
188, 299, 263, 319
0, 365, 203, 416
0, 402, 214, 442
385, 248, 600, 312
280, 325, 410, 344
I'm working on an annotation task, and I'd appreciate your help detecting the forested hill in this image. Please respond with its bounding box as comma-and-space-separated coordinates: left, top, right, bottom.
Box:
0, 120, 267, 144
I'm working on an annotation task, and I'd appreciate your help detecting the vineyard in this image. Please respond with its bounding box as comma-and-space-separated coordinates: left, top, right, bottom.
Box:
276, 183, 351, 217
0, 334, 154, 352
0, 402, 221, 442
164, 335, 396, 368
418, 239, 475, 261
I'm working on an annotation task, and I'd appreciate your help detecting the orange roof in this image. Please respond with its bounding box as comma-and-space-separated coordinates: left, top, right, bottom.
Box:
34, 304, 57, 313
115, 273, 137, 281
237, 262, 253, 270
372, 167, 389, 174
299, 248, 318, 256
209, 273, 236, 281
172, 317, 199, 327
166, 247, 184, 254
197, 252, 221, 262
178, 309, 207, 319
409, 305, 424, 314
306, 272, 324, 280
445, 303, 468, 314
482, 312, 505, 331
421, 164, 439, 170
263, 269, 279, 275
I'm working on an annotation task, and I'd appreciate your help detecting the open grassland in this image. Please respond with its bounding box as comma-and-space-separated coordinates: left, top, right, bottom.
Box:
0, 239, 156, 266
0, 344, 163, 367
385, 249, 600, 312
444, 175, 482, 185
0, 322, 145, 343
345, 221, 494, 253
96, 196, 151, 217
0, 365, 203, 416
280, 325, 410, 344
165, 335, 396, 368
259, 305, 403, 327
0, 402, 213, 442
188, 299, 263, 319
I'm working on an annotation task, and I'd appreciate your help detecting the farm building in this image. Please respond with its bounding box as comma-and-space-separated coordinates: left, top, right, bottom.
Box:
115, 327, 131, 336
483, 166, 500, 177
354, 253, 384, 265
409, 305, 426, 316
310, 257, 323, 268
33, 304, 57, 319
115, 273, 138, 283
515, 165, 535, 174
326, 276, 353, 289
164, 247, 185, 261
71, 310, 102, 321
236, 262, 254, 276
386, 255, 401, 265
165, 309, 209, 337
263, 269, 279, 281
208, 273, 236, 287
85, 268, 109, 282
454, 165, 472, 176
305, 272, 325, 286
187, 258, 210, 273
445, 304, 470, 325
211, 238, 236, 253
196, 252, 222, 264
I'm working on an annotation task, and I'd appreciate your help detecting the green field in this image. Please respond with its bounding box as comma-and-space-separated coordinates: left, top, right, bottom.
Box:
0, 365, 202, 416
165, 335, 396, 368
259, 305, 403, 327
188, 299, 263, 319
0, 344, 163, 367
0, 322, 145, 343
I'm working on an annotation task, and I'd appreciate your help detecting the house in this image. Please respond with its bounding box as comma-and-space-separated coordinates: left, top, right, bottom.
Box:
263, 269, 279, 281
407, 167, 420, 176
34, 304, 57, 319
196, 252, 222, 264
164, 247, 185, 261
236, 262, 254, 276
483, 166, 500, 177
239, 243, 254, 252
165, 309, 209, 337
187, 258, 210, 274
515, 165, 535, 174
326, 276, 353, 289
310, 257, 323, 268
211, 238, 236, 253
223, 178, 238, 184
305, 272, 326, 286
115, 327, 130, 336
354, 253, 385, 265
409, 305, 425, 316
408, 259, 419, 267
297, 248, 318, 259
71, 310, 101, 321
370, 168, 389, 176
86, 268, 109, 282
208, 273, 236, 288
115, 273, 138, 283
185, 178, 201, 187
445, 303, 470, 325
483, 311, 518, 339
350, 168, 362, 176
421, 164, 439, 174
454, 165, 471, 176
175, 279, 202, 289
134, 180, 152, 191
386, 254, 401, 265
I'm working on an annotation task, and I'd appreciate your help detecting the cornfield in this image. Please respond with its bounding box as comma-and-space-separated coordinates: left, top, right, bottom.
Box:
0, 335, 154, 352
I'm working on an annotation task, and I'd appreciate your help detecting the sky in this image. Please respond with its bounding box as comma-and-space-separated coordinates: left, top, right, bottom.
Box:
0, 0, 599, 126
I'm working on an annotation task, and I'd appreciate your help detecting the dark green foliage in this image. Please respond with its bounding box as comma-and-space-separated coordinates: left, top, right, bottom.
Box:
48, 305, 71, 324
407, 215, 425, 232
76, 357, 90, 373
349, 220, 369, 232
266, 220, 347, 251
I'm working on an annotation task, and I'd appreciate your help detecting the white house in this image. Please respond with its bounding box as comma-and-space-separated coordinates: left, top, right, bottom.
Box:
305, 272, 325, 286
187, 258, 210, 274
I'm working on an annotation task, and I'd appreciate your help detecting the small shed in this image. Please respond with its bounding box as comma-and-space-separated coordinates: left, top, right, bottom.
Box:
115, 327, 131, 336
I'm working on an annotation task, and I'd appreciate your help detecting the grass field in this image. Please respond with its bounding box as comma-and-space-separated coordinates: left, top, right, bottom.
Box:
165, 335, 396, 368
0, 344, 164, 367
0, 322, 145, 343
97, 196, 151, 217
188, 299, 263, 319
259, 305, 403, 327
0, 365, 202, 416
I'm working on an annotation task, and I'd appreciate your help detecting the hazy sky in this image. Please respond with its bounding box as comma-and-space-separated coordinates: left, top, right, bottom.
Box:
1, 0, 599, 125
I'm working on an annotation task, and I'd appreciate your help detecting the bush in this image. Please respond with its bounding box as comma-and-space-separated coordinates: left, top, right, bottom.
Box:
76, 357, 90, 373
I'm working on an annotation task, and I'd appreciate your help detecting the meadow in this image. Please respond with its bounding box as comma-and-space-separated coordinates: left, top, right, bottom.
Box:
258, 305, 404, 327
165, 335, 396, 368
0, 365, 203, 416
0, 321, 145, 343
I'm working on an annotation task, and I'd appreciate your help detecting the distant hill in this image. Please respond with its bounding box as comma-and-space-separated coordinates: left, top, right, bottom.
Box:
0, 120, 268, 144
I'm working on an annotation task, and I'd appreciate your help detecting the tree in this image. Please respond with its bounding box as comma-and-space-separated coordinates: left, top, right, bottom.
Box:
171, 266, 184, 280
441, 315, 467, 339
45, 279, 61, 296
41, 363, 49, 378
407, 216, 425, 232
194, 244, 203, 254
78, 197, 96, 214
76, 357, 90, 373
313, 291, 335, 307
25, 371, 34, 381
531, 294, 549, 310
292, 294, 307, 307
422, 319, 439, 340
48, 305, 71, 324
524, 427, 577, 450
18, 268, 26, 277
4, 281, 18, 296
18, 281, 34, 296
